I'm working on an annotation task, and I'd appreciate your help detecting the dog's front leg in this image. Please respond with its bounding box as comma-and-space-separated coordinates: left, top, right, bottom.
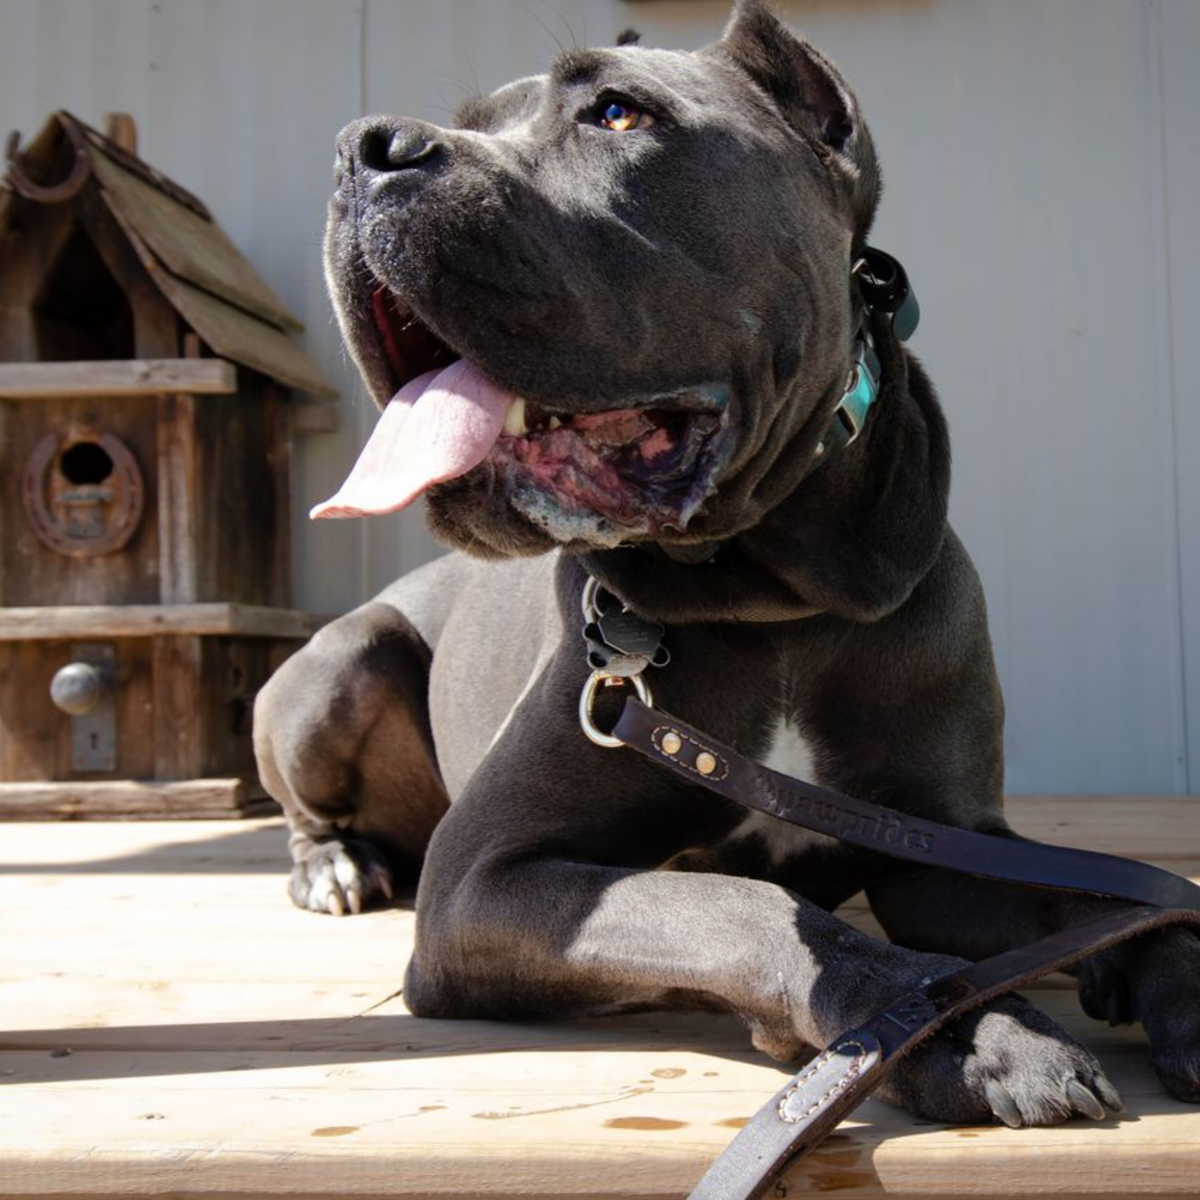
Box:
406, 757, 1118, 1126
409, 850, 928, 1060
868, 865, 1200, 1104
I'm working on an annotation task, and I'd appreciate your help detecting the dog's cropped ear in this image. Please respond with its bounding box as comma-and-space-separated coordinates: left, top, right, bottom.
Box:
718, 0, 879, 233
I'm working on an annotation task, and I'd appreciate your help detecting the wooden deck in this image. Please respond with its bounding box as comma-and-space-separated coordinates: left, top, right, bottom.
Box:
2, 799, 1198, 1198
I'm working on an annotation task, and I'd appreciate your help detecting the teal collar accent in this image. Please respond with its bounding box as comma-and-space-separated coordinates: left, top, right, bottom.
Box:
810, 243, 918, 463
813, 334, 881, 463
834, 336, 880, 445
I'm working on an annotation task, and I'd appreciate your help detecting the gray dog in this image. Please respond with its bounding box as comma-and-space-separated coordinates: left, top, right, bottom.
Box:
255, 0, 1200, 1127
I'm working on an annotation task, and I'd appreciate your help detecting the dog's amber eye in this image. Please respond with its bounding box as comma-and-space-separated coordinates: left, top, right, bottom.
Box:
599, 102, 653, 132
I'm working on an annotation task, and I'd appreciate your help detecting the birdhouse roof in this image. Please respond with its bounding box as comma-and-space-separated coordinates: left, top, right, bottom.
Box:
1, 111, 336, 398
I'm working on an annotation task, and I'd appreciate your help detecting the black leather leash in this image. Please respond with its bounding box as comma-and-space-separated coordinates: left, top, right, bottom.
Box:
604, 696, 1200, 1199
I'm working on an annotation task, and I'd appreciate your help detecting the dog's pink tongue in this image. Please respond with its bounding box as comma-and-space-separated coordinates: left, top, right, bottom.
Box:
311, 360, 511, 519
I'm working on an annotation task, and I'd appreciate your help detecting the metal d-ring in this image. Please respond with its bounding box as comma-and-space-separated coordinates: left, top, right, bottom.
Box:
579, 670, 652, 749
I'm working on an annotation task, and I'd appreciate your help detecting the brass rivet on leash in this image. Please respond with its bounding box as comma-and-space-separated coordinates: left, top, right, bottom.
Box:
696, 752, 717, 776
661, 731, 683, 755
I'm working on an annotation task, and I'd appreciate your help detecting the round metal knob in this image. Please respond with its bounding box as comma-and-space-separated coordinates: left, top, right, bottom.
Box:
50, 662, 105, 716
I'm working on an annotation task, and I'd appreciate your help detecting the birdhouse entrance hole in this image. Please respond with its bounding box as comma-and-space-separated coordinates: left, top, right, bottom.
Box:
22, 430, 145, 558
59, 440, 114, 486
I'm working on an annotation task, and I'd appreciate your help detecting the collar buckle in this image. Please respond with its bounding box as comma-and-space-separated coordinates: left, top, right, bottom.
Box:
831, 336, 880, 449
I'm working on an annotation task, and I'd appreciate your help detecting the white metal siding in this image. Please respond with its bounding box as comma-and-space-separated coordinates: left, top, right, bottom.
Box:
1, 0, 1197, 795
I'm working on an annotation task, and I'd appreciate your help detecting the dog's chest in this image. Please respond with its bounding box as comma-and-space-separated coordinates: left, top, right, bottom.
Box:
728, 716, 832, 866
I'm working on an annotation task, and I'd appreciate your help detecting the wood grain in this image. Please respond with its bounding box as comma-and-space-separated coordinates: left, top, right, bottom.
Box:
0, 806, 1196, 1197
87, 144, 303, 334
0, 778, 272, 819
156, 390, 199, 603
0, 394, 162, 608
0, 358, 237, 398
0, 604, 321, 640
0, 630, 305, 789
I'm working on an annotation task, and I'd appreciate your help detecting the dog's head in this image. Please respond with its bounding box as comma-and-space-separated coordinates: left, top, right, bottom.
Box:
317, 0, 881, 558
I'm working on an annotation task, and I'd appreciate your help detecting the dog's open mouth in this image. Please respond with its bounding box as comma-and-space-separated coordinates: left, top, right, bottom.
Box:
313, 287, 731, 541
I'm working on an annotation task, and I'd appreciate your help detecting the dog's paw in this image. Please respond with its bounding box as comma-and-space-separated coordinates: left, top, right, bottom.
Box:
289, 837, 395, 916
1079, 928, 1200, 1103
880, 993, 1122, 1127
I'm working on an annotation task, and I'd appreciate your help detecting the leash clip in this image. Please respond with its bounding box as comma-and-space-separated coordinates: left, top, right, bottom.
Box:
579, 576, 665, 747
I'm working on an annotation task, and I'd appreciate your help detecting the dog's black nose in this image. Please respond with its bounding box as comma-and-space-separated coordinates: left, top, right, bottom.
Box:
335, 117, 441, 181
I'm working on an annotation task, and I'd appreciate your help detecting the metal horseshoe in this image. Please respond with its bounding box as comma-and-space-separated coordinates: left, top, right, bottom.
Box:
4, 119, 91, 204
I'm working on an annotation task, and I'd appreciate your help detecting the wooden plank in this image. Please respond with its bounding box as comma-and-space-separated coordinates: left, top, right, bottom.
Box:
0, 357, 237, 398
0, 635, 157, 782
0, 393, 162, 607
1006, 795, 1200, 860
0, 603, 321, 640
91, 188, 335, 398
156, 391, 199, 603
264, 381, 294, 606
0, 634, 297, 787
0, 997, 1193, 1198
0, 816, 285, 865
193, 379, 291, 608
149, 267, 338, 399
0, 819, 1197, 1198
151, 633, 203, 778
0, 778, 272, 820
87, 143, 304, 334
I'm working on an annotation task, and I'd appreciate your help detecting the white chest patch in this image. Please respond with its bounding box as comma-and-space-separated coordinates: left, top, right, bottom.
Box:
730, 716, 830, 866
762, 715, 818, 781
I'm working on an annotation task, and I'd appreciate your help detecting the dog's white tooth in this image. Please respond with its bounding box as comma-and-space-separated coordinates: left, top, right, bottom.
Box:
548, 415, 562, 430
504, 397, 528, 437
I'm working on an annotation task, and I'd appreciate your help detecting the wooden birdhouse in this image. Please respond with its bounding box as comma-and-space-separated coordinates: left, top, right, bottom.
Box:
0, 111, 337, 818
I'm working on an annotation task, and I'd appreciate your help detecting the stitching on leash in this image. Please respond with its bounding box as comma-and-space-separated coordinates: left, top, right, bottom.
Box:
778, 1040, 870, 1124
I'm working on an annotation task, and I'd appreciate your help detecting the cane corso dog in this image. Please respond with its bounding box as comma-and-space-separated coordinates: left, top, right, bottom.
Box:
255, 0, 1200, 1125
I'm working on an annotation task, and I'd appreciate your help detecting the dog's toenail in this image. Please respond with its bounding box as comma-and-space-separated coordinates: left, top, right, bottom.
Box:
1065, 1078, 1105, 1120
984, 1080, 1022, 1128
1095, 1076, 1124, 1112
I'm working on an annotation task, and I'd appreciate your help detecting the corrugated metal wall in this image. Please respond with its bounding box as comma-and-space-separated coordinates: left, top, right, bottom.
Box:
2, 0, 1197, 796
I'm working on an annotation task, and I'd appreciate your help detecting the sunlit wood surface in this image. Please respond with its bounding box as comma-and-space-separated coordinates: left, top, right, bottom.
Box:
2, 800, 1197, 1197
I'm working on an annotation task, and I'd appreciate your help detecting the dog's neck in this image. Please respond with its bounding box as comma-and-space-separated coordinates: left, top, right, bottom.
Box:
581, 318, 950, 627
652, 326, 882, 571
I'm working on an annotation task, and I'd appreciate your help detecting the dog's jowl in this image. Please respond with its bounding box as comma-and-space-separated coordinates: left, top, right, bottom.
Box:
254, 0, 1200, 1127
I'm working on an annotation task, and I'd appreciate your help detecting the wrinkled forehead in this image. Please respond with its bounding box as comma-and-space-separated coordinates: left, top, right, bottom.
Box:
456, 43, 759, 131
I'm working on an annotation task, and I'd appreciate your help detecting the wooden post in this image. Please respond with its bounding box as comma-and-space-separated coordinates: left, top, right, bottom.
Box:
102, 112, 138, 155
157, 332, 202, 604
264, 380, 293, 608
152, 634, 204, 779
